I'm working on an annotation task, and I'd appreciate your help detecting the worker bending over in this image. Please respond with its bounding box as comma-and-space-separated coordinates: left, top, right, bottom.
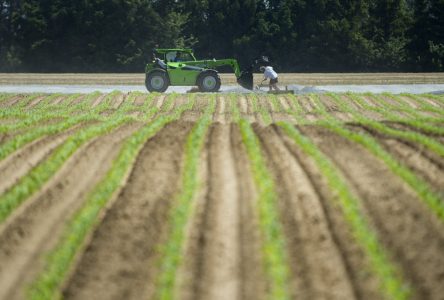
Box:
260, 66, 280, 91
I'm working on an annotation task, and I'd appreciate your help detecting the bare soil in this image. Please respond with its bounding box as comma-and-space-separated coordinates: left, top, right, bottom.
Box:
299, 125, 444, 300
62, 121, 193, 300
0, 122, 88, 195
1, 73, 444, 85
0, 93, 443, 300
256, 124, 359, 300
176, 124, 266, 300
0, 122, 140, 300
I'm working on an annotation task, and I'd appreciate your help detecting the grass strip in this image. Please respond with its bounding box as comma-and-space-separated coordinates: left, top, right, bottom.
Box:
155, 95, 216, 300
239, 119, 291, 300
27, 98, 195, 300
278, 122, 410, 300
313, 94, 444, 221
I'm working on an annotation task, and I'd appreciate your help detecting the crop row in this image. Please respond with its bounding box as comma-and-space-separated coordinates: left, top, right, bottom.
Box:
324, 94, 444, 219
232, 92, 443, 299
1, 92, 443, 299
245, 100, 411, 299
27, 95, 196, 300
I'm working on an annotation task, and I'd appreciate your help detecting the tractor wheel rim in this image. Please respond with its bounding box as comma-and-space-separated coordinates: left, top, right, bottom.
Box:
151, 76, 165, 90
203, 76, 217, 90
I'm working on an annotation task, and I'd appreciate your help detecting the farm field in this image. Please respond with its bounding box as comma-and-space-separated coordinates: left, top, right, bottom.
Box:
0, 91, 443, 300
1, 72, 444, 86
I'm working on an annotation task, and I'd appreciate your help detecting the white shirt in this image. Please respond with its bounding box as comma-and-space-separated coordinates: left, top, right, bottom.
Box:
263, 66, 278, 79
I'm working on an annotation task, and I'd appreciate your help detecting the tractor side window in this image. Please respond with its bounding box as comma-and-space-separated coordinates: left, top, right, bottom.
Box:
180, 53, 194, 61
166, 52, 176, 62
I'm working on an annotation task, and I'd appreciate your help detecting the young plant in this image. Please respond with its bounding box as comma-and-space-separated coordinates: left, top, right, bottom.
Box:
155, 95, 216, 300
239, 119, 291, 300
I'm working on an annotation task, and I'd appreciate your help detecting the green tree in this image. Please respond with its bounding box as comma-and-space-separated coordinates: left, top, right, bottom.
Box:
0, 1, 23, 70
410, 0, 444, 70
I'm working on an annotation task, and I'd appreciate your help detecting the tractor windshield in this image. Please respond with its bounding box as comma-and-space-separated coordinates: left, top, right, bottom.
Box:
166, 51, 195, 62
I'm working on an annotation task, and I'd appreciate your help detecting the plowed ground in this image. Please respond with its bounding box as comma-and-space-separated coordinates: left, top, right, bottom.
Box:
0, 92, 443, 300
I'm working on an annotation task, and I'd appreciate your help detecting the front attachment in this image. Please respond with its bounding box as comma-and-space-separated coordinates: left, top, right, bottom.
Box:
237, 70, 253, 90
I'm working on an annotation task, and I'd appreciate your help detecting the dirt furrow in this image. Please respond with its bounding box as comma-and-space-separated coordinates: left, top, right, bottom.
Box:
177, 124, 266, 300
0, 95, 24, 108
174, 95, 189, 110
91, 93, 107, 107
51, 95, 67, 105
277, 95, 290, 111
297, 95, 315, 113
238, 96, 248, 114
336, 95, 383, 121
381, 138, 444, 194
256, 124, 359, 300
155, 94, 167, 109
180, 125, 239, 300
133, 94, 147, 106
382, 121, 444, 139
416, 95, 443, 108
230, 124, 266, 300
300, 126, 444, 300
283, 95, 300, 113
62, 121, 192, 300
350, 124, 444, 170
276, 125, 382, 300
237, 96, 256, 122
112, 93, 126, 109
25, 95, 46, 108
214, 96, 226, 123
318, 95, 355, 122
385, 95, 419, 109
0, 123, 87, 195
69, 94, 85, 106
0, 122, 140, 300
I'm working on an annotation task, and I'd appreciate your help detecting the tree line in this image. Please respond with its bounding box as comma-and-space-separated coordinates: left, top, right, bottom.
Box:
1, 0, 443, 72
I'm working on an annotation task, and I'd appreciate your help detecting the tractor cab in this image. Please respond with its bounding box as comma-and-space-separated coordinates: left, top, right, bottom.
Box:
154, 48, 196, 63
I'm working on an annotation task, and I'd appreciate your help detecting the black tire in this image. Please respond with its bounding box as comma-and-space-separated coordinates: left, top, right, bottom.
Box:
146, 69, 169, 93
197, 70, 221, 92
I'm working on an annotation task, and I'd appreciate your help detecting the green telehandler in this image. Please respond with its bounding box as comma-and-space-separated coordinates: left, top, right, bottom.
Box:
144, 48, 254, 93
